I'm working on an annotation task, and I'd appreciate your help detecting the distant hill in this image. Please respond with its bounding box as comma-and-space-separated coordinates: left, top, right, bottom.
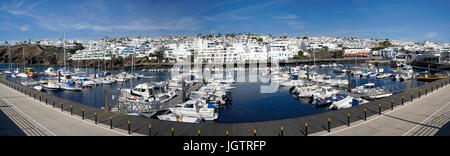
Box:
0, 44, 64, 66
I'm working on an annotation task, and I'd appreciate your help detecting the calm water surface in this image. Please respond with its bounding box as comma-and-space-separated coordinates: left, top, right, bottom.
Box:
0, 64, 427, 123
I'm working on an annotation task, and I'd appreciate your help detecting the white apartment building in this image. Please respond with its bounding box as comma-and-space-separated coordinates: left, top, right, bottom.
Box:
267, 40, 294, 61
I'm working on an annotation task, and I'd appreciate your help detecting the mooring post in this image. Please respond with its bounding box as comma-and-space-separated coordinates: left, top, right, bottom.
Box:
128, 120, 131, 135
379, 104, 382, 115
364, 108, 367, 121
82, 108, 85, 120
305, 122, 308, 136
391, 99, 394, 110
402, 96, 404, 106
149, 124, 152, 136
328, 118, 331, 132
347, 113, 351, 126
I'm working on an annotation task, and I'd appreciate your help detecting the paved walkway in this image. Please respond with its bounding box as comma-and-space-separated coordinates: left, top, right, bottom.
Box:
0, 83, 134, 136
313, 84, 450, 136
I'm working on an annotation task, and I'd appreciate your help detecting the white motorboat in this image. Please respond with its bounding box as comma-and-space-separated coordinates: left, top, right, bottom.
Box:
43, 81, 61, 90
98, 77, 114, 85
33, 86, 43, 91
44, 67, 57, 76
329, 96, 353, 110
376, 73, 392, 79
21, 80, 40, 86
82, 80, 97, 87
121, 82, 176, 102
17, 72, 28, 78
157, 100, 218, 123
62, 81, 82, 91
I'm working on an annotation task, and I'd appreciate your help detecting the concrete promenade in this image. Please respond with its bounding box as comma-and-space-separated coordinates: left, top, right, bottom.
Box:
313, 84, 450, 136
0, 83, 137, 136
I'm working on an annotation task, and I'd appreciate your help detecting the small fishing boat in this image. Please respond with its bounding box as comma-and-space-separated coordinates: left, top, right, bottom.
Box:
24, 68, 38, 78
62, 81, 82, 91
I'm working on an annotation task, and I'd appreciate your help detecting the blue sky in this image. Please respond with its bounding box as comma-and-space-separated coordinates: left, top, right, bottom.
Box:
1, 0, 449, 43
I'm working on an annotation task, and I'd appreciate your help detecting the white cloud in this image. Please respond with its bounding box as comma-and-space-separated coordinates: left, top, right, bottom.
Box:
38, 17, 200, 32
426, 32, 437, 38
272, 14, 299, 20
19, 25, 29, 31
286, 20, 306, 29
229, 15, 252, 20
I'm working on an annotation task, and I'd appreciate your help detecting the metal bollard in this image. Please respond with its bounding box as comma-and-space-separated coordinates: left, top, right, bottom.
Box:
226, 130, 229, 136
305, 123, 308, 136
347, 113, 351, 126
419, 90, 421, 98
53, 99, 55, 108
172, 128, 174, 136
379, 104, 382, 115
61, 102, 63, 111
198, 130, 201, 136
253, 129, 256, 136
110, 116, 113, 129
391, 99, 394, 110
82, 108, 85, 120
281, 126, 284, 136
128, 120, 131, 134
45, 97, 47, 104
39, 96, 41, 102
328, 118, 331, 132
149, 124, 152, 136
70, 105, 73, 115
402, 96, 404, 106
426, 88, 427, 95
411, 93, 413, 102
94, 112, 97, 124
364, 108, 367, 121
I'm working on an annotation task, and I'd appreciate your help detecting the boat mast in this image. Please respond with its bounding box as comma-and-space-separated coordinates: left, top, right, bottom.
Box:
63, 31, 66, 71
130, 45, 135, 89
8, 44, 11, 71
23, 44, 25, 70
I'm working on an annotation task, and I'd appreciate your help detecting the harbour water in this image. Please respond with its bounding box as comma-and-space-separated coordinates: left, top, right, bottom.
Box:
0, 64, 427, 123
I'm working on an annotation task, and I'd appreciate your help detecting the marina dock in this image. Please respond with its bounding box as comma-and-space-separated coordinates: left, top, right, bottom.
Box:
0, 76, 449, 136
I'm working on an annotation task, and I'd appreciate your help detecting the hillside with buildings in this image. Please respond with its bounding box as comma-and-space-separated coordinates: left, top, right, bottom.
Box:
1, 35, 450, 68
